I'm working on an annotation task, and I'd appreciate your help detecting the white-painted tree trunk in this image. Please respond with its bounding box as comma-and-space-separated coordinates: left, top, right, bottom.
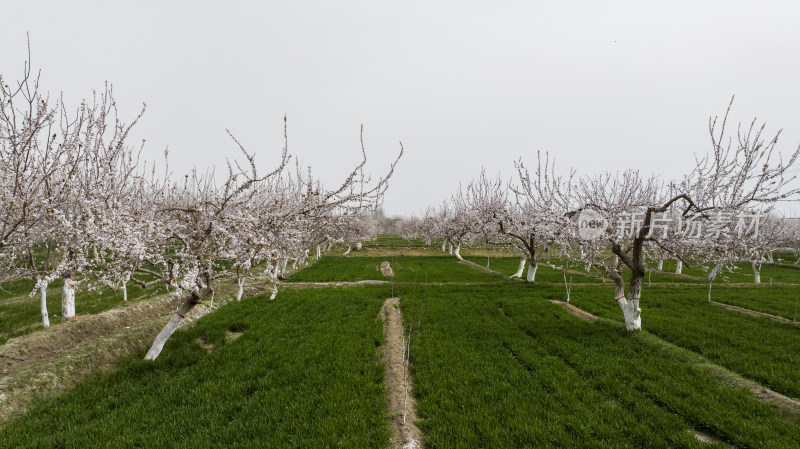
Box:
316, 244, 321, 259
707, 263, 723, 301
325, 241, 333, 252
511, 257, 526, 278
354, 242, 362, 251
343, 245, 352, 255
280, 258, 288, 273
301, 249, 309, 265
39, 281, 50, 328
616, 279, 641, 331
273, 261, 281, 279
752, 261, 761, 284
440, 239, 446, 252
61, 277, 77, 322
121, 273, 130, 303
675, 259, 683, 274
454, 242, 463, 261
236, 276, 246, 301
448, 242, 453, 255
767, 251, 774, 263
526, 260, 538, 283
657, 259, 664, 271
270, 284, 278, 300
144, 300, 196, 361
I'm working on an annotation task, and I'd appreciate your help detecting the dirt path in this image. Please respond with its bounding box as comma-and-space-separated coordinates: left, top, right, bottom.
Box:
457, 259, 510, 280
709, 301, 800, 326
548, 300, 598, 322
380, 297, 424, 449
0, 276, 270, 422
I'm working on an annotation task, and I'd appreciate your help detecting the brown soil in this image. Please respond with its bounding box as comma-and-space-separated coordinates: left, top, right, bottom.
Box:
457, 259, 509, 279
0, 274, 270, 423
548, 300, 598, 322
380, 297, 424, 449
381, 261, 395, 277
692, 429, 735, 447
709, 301, 799, 326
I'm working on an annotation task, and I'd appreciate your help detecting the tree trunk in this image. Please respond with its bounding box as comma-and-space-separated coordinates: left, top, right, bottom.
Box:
619, 275, 642, 331
767, 251, 774, 263
62, 276, 77, 322
270, 284, 278, 300
511, 257, 526, 278
316, 244, 321, 259
280, 258, 288, 273
707, 263, 723, 301
354, 242, 362, 251
122, 280, 128, 303
454, 242, 463, 261
448, 242, 453, 255
39, 280, 50, 328
144, 298, 198, 360
657, 259, 664, 271
273, 261, 281, 279
440, 239, 447, 252
526, 260, 538, 283
675, 259, 683, 274
752, 261, 761, 284
325, 241, 333, 252
343, 245, 351, 255
236, 276, 246, 301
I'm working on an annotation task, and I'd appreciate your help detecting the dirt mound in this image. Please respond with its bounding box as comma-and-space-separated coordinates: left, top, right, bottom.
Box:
381, 261, 395, 277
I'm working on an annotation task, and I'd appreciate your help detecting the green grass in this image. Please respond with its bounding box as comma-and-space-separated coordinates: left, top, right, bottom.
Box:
0, 278, 37, 301
566, 284, 800, 399
464, 256, 603, 283
362, 234, 441, 248
402, 285, 800, 448
0, 280, 165, 345
4, 242, 800, 447
286, 256, 507, 283
0, 287, 391, 449
653, 259, 800, 284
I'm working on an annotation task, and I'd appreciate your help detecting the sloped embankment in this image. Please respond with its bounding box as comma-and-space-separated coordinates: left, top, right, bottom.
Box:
0, 277, 269, 422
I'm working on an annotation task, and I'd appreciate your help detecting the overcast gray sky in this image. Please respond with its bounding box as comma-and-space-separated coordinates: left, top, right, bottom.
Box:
3, 1, 800, 216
